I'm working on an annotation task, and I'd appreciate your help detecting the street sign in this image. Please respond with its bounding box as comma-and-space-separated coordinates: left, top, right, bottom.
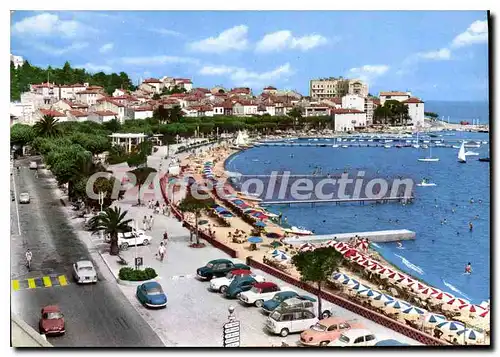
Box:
135, 257, 143, 268
223, 320, 240, 347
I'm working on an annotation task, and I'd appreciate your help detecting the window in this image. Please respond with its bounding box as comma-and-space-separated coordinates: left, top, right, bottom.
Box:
365, 335, 376, 342
303, 311, 315, 319
327, 324, 338, 331
281, 314, 293, 322
354, 337, 364, 344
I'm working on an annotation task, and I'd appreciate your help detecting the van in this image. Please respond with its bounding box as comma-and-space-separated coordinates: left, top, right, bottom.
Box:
265, 308, 318, 337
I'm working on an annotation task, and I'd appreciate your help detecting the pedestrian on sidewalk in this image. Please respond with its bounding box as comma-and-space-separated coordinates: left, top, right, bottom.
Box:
157, 242, 166, 262
163, 231, 169, 245
143, 215, 149, 231
149, 215, 155, 230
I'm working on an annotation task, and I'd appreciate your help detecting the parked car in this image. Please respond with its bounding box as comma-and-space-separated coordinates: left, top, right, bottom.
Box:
265, 308, 318, 337
375, 339, 409, 346
299, 317, 364, 346
116, 231, 152, 249
239, 282, 295, 307
72, 260, 98, 284
29, 161, 38, 170
39, 305, 65, 335
11, 190, 15, 201
19, 192, 30, 204
278, 297, 332, 319
224, 275, 261, 299
136, 282, 167, 308
196, 259, 250, 280
209, 269, 261, 293
329, 329, 378, 347
262, 292, 316, 314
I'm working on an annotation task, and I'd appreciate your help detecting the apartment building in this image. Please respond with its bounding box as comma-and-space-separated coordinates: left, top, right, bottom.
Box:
309, 77, 368, 99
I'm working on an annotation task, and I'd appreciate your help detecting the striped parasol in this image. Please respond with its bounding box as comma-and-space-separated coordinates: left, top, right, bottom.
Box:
370, 293, 395, 307
330, 272, 350, 283
383, 300, 411, 314
324, 239, 337, 248
348, 282, 370, 292
341, 278, 359, 288
299, 243, 315, 252
458, 304, 486, 318
456, 328, 485, 345
408, 282, 428, 293
479, 309, 490, 319
422, 313, 446, 328
436, 321, 466, 335
334, 241, 348, 251
357, 289, 382, 299
430, 291, 454, 304
395, 276, 415, 288
443, 298, 470, 312
401, 306, 426, 320
387, 271, 406, 283
377, 267, 394, 278
418, 287, 441, 300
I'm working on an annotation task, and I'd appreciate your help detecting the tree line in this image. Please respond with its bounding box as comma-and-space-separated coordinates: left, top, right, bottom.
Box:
10, 60, 136, 101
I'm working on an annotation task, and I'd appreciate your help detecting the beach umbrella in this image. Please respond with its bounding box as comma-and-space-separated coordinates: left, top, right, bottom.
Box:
355, 240, 369, 251
357, 289, 382, 299
334, 241, 348, 250
377, 267, 393, 278
395, 276, 415, 288
443, 298, 470, 312
270, 241, 283, 248
324, 240, 337, 248
401, 306, 426, 320
343, 248, 358, 258
423, 313, 446, 327
341, 278, 359, 288
255, 221, 266, 228
198, 219, 209, 225
430, 291, 454, 304
247, 236, 263, 244
408, 282, 428, 293
368, 262, 382, 272
348, 282, 370, 292
418, 287, 441, 300
370, 293, 395, 307
384, 300, 411, 314
458, 304, 486, 318
436, 321, 465, 335
456, 328, 485, 345
331, 272, 350, 283
478, 309, 490, 320
387, 271, 406, 283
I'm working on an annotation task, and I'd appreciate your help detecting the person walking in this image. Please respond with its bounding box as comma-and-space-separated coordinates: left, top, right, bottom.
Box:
148, 215, 154, 230
157, 242, 166, 262
142, 215, 149, 231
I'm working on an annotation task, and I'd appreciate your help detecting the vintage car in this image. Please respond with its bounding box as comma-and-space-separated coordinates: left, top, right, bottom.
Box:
265, 307, 318, 337
72, 260, 98, 284
238, 282, 295, 307
196, 259, 250, 280
209, 269, 262, 293
136, 282, 167, 308
262, 291, 316, 314
39, 305, 65, 335
29, 161, 38, 170
375, 339, 409, 346
329, 329, 378, 347
299, 317, 364, 346
224, 275, 261, 299
19, 192, 30, 204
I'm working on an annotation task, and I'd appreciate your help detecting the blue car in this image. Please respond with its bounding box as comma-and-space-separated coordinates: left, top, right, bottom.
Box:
375, 339, 409, 346
225, 276, 259, 299
262, 291, 316, 313
136, 282, 167, 308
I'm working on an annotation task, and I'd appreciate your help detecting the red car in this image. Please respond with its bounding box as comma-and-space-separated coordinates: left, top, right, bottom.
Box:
39, 305, 65, 335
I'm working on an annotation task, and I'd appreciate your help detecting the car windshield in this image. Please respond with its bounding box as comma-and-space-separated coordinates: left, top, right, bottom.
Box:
46, 312, 63, 319
79, 266, 93, 271
226, 272, 234, 279
250, 286, 261, 294
270, 311, 281, 321
206, 263, 214, 268
272, 295, 283, 302
311, 323, 327, 332
147, 287, 164, 295
339, 334, 350, 343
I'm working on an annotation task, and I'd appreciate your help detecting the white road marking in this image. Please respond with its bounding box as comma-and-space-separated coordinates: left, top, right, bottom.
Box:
11, 168, 22, 235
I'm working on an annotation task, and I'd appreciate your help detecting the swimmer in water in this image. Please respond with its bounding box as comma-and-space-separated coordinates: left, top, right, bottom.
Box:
479, 199, 482, 204
469, 222, 473, 231
443, 218, 447, 224
397, 241, 403, 248
452, 208, 455, 213
470, 198, 474, 204
465, 262, 472, 274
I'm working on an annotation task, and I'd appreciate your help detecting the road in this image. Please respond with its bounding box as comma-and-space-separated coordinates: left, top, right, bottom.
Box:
10, 157, 164, 347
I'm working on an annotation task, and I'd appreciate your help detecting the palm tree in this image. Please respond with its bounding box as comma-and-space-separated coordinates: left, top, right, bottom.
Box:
178, 189, 215, 245
127, 167, 157, 206
88, 206, 132, 255
168, 105, 183, 123
34, 115, 61, 137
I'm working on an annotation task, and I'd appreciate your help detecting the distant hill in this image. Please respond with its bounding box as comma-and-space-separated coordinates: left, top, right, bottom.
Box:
10, 60, 136, 101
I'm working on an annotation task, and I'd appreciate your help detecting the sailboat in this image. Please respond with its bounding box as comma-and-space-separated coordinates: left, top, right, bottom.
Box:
458, 141, 467, 163
332, 138, 339, 148
418, 146, 439, 162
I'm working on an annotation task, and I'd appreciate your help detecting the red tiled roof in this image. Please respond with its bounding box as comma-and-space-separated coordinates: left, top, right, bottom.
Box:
87, 85, 103, 90
144, 78, 161, 83
169, 93, 187, 98
103, 98, 125, 107
380, 91, 409, 96
61, 99, 88, 108
263, 86, 277, 90
331, 108, 365, 114
77, 90, 100, 95
230, 87, 251, 94
68, 110, 88, 117
220, 100, 233, 109
72, 83, 86, 88
175, 78, 192, 83
134, 106, 154, 112
403, 97, 424, 104
93, 110, 117, 116
32, 82, 56, 89
40, 109, 65, 117
213, 92, 227, 97
191, 88, 210, 93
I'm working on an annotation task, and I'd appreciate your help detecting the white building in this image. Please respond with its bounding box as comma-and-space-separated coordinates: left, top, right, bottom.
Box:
341, 94, 365, 111
141, 78, 163, 94
125, 106, 154, 120
379, 91, 411, 106
88, 110, 118, 123
304, 104, 330, 117
75, 90, 104, 106
10, 54, 24, 68
94, 98, 126, 122
66, 110, 89, 122
403, 98, 425, 128
174, 78, 193, 92
331, 108, 367, 132
35, 108, 67, 123
10, 102, 35, 124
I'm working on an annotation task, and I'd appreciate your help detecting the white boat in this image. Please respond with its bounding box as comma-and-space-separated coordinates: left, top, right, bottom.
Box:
384, 144, 391, 148
458, 141, 467, 163
422, 144, 429, 149
423, 140, 430, 143
417, 180, 437, 187
452, 145, 460, 149
385, 139, 393, 143
367, 139, 373, 142
331, 138, 339, 148
482, 141, 488, 144
283, 226, 313, 236
359, 139, 364, 142
341, 145, 349, 148
465, 142, 481, 148
465, 151, 480, 156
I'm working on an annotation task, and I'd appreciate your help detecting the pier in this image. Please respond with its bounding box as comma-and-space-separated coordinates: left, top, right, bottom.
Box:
260, 196, 413, 207
283, 229, 416, 245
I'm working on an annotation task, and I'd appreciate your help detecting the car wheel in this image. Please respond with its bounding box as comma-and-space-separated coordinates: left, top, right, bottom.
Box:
121, 243, 129, 250
321, 310, 331, 319
219, 285, 228, 294
320, 341, 330, 347
255, 299, 264, 308
236, 292, 242, 299
280, 328, 289, 337
142, 239, 149, 245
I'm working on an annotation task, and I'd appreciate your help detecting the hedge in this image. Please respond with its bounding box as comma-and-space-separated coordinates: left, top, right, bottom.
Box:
118, 267, 158, 281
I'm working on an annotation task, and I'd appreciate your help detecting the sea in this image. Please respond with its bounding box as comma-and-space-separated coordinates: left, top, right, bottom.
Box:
225, 132, 490, 304
425, 100, 489, 125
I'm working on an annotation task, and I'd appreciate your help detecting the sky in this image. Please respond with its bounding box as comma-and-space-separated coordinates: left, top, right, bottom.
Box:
10, 10, 489, 101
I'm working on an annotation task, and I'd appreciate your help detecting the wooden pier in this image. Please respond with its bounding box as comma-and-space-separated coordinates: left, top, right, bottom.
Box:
260, 196, 413, 207
283, 229, 416, 244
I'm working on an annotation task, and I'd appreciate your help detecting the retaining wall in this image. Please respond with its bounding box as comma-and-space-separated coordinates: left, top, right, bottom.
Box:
246, 257, 447, 346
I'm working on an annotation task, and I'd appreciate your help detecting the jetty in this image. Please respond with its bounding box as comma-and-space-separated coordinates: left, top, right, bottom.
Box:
260, 196, 413, 207
283, 229, 416, 245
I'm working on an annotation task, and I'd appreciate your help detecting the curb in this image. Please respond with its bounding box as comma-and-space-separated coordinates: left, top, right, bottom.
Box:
98, 251, 120, 280
117, 277, 159, 286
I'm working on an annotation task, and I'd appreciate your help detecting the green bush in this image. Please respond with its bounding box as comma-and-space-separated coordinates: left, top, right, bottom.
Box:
118, 267, 158, 281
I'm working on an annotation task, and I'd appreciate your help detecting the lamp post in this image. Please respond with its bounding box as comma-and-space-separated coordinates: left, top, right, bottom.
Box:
98, 191, 104, 213
223, 305, 240, 347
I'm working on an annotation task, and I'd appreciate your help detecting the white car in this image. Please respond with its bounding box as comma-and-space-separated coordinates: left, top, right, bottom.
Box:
329, 329, 378, 347
265, 308, 318, 337
29, 161, 38, 170
117, 231, 152, 249
239, 282, 295, 307
19, 192, 30, 204
210, 272, 265, 294
73, 260, 98, 284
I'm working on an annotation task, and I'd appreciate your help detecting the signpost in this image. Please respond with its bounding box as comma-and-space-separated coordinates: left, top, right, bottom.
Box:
223, 306, 240, 347
134, 257, 143, 269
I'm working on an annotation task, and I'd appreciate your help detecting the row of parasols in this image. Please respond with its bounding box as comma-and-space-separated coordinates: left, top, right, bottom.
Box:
331, 272, 487, 344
